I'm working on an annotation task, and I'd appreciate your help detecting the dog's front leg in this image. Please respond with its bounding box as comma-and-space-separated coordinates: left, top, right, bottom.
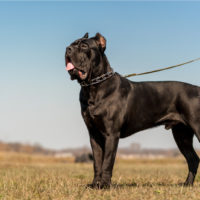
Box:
100, 133, 120, 188
89, 133, 104, 188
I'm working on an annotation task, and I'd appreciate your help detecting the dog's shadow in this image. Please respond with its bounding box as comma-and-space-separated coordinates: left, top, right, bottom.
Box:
111, 182, 188, 188
85, 182, 191, 190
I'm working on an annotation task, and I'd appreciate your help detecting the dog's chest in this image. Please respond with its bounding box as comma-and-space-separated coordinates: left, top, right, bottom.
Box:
82, 103, 101, 121
80, 88, 109, 131
81, 90, 100, 117
81, 99, 106, 131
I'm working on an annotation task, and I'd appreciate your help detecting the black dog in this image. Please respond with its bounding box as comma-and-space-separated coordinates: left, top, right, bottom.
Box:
65, 33, 200, 188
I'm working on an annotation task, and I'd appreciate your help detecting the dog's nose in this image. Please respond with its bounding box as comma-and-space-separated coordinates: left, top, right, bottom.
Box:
66, 46, 73, 55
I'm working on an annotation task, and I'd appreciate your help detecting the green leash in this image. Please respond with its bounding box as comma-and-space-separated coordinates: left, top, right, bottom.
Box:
124, 57, 200, 78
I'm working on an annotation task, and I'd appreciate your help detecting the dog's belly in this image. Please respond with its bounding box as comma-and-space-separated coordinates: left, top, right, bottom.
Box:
120, 114, 161, 138
119, 112, 184, 138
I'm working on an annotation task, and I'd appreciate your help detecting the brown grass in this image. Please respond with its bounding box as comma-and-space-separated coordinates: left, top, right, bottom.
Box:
0, 152, 200, 200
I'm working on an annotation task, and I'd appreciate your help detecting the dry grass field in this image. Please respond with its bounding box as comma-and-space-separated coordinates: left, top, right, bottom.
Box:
0, 152, 200, 200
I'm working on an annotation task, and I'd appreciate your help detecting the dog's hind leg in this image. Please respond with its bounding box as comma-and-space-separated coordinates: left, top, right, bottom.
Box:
172, 123, 199, 186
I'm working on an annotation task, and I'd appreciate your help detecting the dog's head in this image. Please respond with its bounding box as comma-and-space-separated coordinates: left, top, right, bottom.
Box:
65, 33, 107, 83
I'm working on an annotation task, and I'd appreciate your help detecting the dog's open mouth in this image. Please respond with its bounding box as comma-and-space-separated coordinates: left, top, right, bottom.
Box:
66, 57, 87, 80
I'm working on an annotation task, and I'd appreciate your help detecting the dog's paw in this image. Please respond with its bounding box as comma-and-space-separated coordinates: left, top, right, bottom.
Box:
86, 181, 101, 189
87, 177, 102, 189
87, 179, 111, 189
177, 181, 193, 187
98, 180, 110, 189
183, 181, 193, 187
97, 178, 111, 189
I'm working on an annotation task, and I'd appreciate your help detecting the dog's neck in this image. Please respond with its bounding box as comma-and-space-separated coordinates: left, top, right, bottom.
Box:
80, 54, 116, 99
79, 53, 113, 88
80, 54, 113, 88
80, 71, 117, 107
90, 54, 113, 80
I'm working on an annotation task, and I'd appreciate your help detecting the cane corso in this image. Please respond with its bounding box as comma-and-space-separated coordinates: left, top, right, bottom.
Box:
65, 33, 200, 188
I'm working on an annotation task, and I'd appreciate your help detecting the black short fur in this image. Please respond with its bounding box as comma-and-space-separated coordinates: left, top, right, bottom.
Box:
65, 33, 200, 188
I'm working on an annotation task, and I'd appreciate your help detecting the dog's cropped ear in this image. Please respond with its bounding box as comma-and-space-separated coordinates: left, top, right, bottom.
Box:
94, 33, 106, 52
83, 32, 89, 39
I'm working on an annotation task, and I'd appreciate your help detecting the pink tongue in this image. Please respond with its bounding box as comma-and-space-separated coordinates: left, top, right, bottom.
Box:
66, 62, 75, 71
78, 71, 83, 77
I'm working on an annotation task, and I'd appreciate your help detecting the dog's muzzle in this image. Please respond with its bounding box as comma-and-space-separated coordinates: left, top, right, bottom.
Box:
65, 57, 87, 80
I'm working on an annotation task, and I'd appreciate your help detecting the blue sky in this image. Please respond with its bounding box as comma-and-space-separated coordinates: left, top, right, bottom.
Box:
0, 2, 200, 150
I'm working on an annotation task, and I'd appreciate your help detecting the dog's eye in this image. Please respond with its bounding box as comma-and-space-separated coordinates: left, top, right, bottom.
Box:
80, 43, 88, 49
